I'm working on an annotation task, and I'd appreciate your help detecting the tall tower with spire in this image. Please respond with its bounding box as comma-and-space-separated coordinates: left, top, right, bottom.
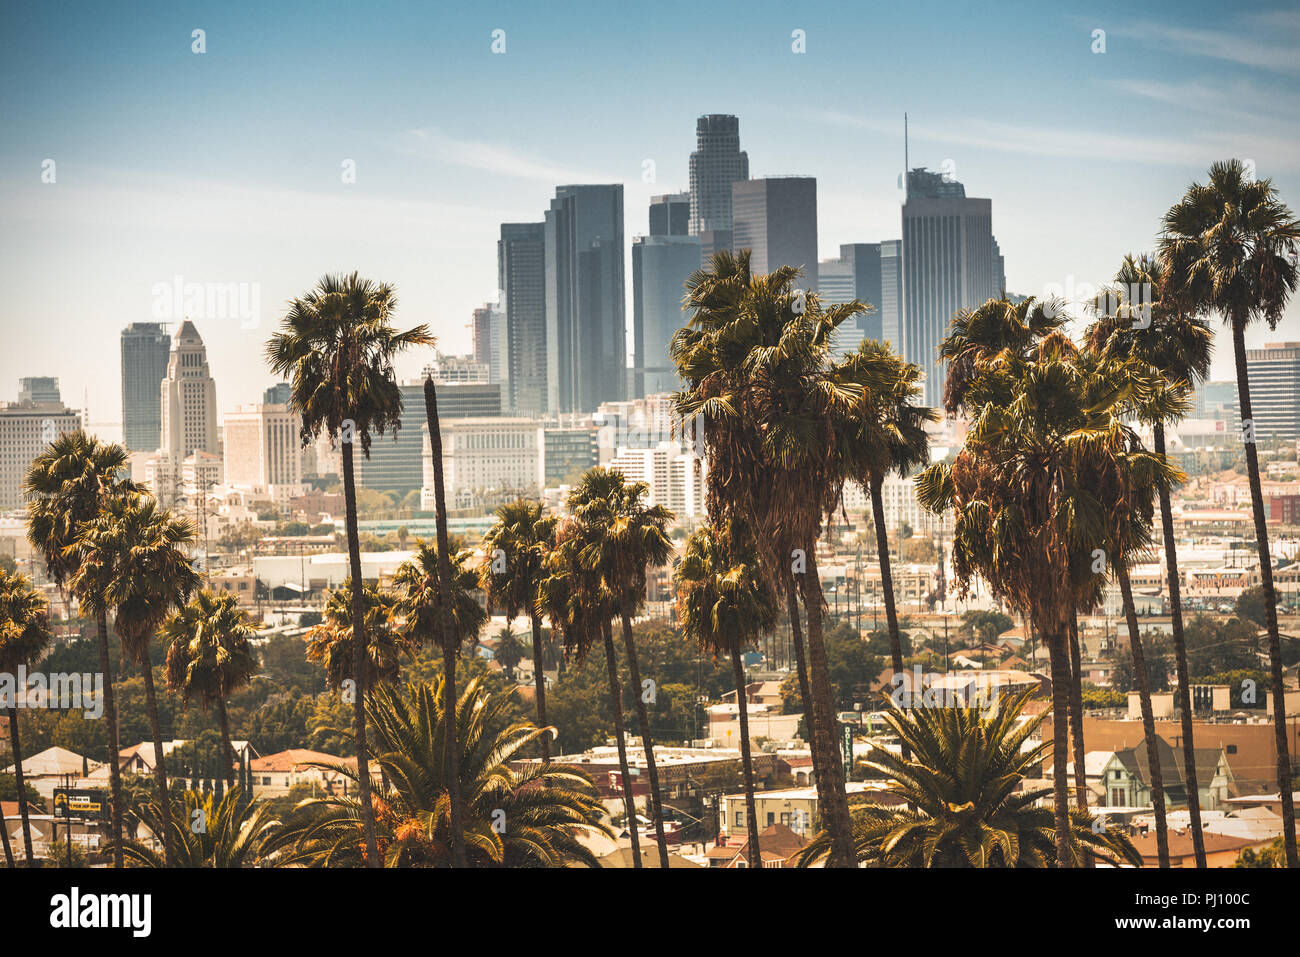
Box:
160, 319, 218, 457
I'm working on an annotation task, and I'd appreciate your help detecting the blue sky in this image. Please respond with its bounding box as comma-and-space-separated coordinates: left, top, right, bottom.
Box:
3, 0, 1299, 434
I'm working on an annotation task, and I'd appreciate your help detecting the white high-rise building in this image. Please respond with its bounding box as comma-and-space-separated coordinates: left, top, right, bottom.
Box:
606, 443, 707, 519
421, 418, 543, 511
223, 403, 302, 490
160, 319, 218, 458
0, 398, 82, 509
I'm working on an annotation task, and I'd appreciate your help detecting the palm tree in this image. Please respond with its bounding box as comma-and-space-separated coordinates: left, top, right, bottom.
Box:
306, 581, 413, 694
268, 675, 611, 866
390, 541, 488, 868
1159, 160, 1300, 866
419, 374, 470, 866
0, 570, 53, 864
675, 520, 777, 867
479, 500, 559, 760
672, 249, 862, 867
163, 590, 260, 788
266, 270, 434, 867
68, 492, 199, 867
122, 788, 278, 868
1086, 255, 1214, 863
795, 690, 1141, 867
538, 513, 645, 865
1093, 374, 1186, 870
917, 317, 1163, 866
24, 431, 139, 868
566, 467, 674, 867
834, 341, 936, 725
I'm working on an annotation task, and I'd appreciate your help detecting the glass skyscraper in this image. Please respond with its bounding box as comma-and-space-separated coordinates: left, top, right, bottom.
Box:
120, 321, 171, 451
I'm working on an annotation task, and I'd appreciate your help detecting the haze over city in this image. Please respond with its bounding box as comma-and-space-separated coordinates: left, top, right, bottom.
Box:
3, 0, 1299, 433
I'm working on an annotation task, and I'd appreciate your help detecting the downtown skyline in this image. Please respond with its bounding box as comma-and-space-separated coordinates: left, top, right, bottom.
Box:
3, 1, 1300, 435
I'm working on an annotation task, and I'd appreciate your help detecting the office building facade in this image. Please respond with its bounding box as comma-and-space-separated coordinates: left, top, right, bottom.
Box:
688, 114, 749, 238
160, 319, 219, 459
632, 233, 701, 398
902, 169, 996, 408
1246, 342, 1300, 441
120, 322, 171, 451
499, 222, 548, 414
544, 184, 626, 414
731, 177, 818, 291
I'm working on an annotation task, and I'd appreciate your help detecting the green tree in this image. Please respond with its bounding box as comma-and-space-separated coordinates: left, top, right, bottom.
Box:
1087, 252, 1215, 865
266, 271, 434, 867
390, 540, 488, 869
163, 590, 260, 788
833, 341, 935, 750
0, 570, 52, 864
479, 500, 558, 760
795, 691, 1141, 868
123, 788, 278, 868
676, 519, 778, 866
566, 467, 675, 868
24, 432, 139, 868
268, 675, 610, 866
1160, 160, 1300, 865
69, 492, 199, 866
672, 249, 861, 867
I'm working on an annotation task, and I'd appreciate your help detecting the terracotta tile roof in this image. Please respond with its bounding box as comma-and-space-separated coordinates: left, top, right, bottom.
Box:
249, 748, 351, 773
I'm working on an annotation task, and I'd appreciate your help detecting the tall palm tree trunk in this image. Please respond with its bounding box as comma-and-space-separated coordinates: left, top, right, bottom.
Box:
217, 697, 235, 789
798, 546, 856, 869
783, 580, 817, 783
1231, 320, 1297, 867
424, 377, 468, 868
1118, 563, 1169, 868
1067, 614, 1088, 810
620, 609, 670, 867
530, 613, 550, 763
732, 641, 762, 868
95, 610, 124, 868
139, 652, 175, 867
1045, 625, 1073, 867
871, 480, 909, 760
1154, 421, 1205, 868
0, 792, 13, 866
602, 621, 641, 867
7, 708, 34, 863
340, 439, 380, 869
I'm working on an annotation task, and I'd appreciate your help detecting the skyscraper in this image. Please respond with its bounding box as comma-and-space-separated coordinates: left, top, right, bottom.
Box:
358, 366, 503, 495
120, 322, 171, 451
731, 176, 819, 291
649, 192, 691, 237
991, 236, 1006, 296
1246, 342, 1300, 441
544, 184, 626, 413
472, 302, 509, 387
880, 240, 903, 350
688, 114, 749, 246
902, 168, 996, 408
223, 403, 301, 490
0, 388, 81, 509
838, 243, 884, 342
633, 232, 701, 397
264, 382, 291, 405
18, 377, 60, 404
160, 319, 218, 458
499, 222, 547, 414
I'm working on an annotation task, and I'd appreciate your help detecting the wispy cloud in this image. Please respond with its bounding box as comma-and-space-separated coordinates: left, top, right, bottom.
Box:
396, 128, 616, 184
811, 109, 1300, 172
1101, 16, 1300, 75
